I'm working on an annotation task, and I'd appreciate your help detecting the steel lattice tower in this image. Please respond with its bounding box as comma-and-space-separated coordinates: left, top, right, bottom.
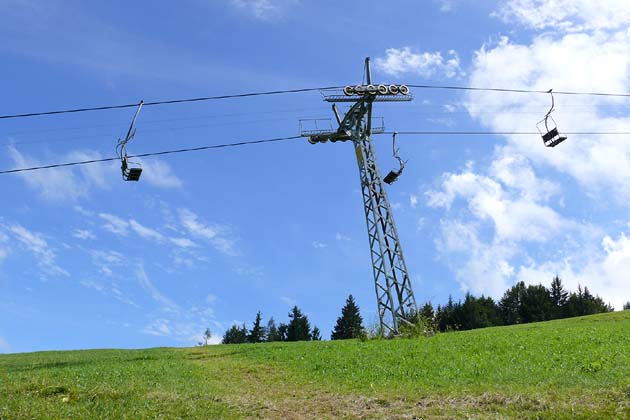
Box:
300, 58, 417, 335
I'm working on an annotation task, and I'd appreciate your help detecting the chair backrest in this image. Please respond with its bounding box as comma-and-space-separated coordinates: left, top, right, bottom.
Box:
542, 127, 559, 142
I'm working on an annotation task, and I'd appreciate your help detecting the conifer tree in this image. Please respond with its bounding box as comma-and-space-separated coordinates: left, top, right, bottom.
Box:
420, 302, 435, 321
277, 323, 289, 341
331, 295, 364, 340
550, 275, 569, 318
624, 302, 630, 310
266, 317, 280, 342
311, 326, 322, 341
248, 311, 266, 343
222, 323, 247, 344
286, 306, 311, 341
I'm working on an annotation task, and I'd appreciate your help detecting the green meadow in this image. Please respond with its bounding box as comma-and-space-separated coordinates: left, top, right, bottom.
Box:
2, 311, 629, 419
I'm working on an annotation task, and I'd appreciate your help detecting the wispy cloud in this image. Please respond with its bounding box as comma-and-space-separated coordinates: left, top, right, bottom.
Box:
72, 229, 96, 240
129, 219, 165, 242
312, 240, 327, 249
8, 224, 68, 277
229, 0, 299, 21
134, 159, 183, 189
89, 249, 124, 277
375, 47, 464, 79
135, 263, 177, 310
280, 296, 296, 306
494, 0, 630, 32
178, 208, 238, 256
99, 213, 129, 236
335, 233, 351, 241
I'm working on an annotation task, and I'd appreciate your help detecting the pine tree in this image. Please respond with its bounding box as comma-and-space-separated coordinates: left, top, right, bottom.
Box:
550, 276, 569, 318
277, 323, 288, 341
286, 306, 311, 341
624, 302, 630, 310
248, 311, 266, 343
521, 284, 554, 323
420, 302, 435, 322
222, 323, 247, 344
499, 281, 526, 325
331, 295, 364, 340
266, 317, 280, 342
311, 326, 322, 341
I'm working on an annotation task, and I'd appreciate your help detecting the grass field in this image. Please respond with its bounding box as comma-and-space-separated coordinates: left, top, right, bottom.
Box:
1, 311, 630, 419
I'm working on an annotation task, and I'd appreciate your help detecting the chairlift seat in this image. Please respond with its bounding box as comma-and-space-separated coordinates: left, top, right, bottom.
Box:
383, 169, 401, 184
542, 128, 559, 142
126, 167, 142, 181
545, 135, 567, 148
541, 127, 567, 147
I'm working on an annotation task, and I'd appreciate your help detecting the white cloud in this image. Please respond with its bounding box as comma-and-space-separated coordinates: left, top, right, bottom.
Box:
72, 229, 96, 240
99, 213, 129, 236
142, 317, 222, 344
179, 208, 218, 239
134, 159, 182, 189
409, 194, 419, 208
437, 0, 456, 12
6, 147, 116, 202
178, 208, 237, 256
467, 31, 630, 201
8, 224, 68, 277
170, 237, 197, 248
429, 7, 630, 302
335, 232, 351, 241
229, 0, 298, 21
494, 0, 630, 32
428, 165, 569, 243
89, 249, 124, 276
375, 47, 463, 79
312, 241, 327, 249
129, 219, 165, 242
514, 232, 630, 310
136, 263, 177, 309
280, 296, 296, 306
436, 220, 516, 296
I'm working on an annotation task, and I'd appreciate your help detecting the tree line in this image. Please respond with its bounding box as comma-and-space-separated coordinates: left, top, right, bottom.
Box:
218, 277, 624, 344
423, 276, 615, 332
222, 295, 366, 344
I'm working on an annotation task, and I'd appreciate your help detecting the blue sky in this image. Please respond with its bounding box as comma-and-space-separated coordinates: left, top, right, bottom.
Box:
1, 0, 630, 352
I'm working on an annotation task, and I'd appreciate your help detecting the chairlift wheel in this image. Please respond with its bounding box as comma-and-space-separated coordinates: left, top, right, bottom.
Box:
343, 86, 355, 96
388, 84, 399, 95
399, 85, 410, 95
366, 84, 377, 95
355, 85, 366, 95
377, 84, 388, 95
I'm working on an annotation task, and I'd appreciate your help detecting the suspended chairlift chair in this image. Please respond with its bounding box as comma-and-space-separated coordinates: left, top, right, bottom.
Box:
117, 101, 144, 181
383, 132, 407, 184
536, 90, 567, 148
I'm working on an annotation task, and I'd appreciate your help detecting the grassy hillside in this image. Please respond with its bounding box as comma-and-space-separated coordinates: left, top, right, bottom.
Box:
1, 311, 630, 419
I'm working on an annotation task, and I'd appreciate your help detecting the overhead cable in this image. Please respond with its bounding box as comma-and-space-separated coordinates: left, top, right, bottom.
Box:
381, 131, 630, 135
3, 84, 630, 121
0, 87, 343, 120
407, 84, 630, 98
0, 135, 301, 175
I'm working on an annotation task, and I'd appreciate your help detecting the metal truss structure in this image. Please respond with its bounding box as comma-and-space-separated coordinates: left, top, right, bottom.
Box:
300, 58, 417, 335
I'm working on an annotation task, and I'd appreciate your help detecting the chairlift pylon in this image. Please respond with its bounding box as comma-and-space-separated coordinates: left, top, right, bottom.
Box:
117, 100, 144, 181
383, 132, 407, 185
536, 89, 567, 148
